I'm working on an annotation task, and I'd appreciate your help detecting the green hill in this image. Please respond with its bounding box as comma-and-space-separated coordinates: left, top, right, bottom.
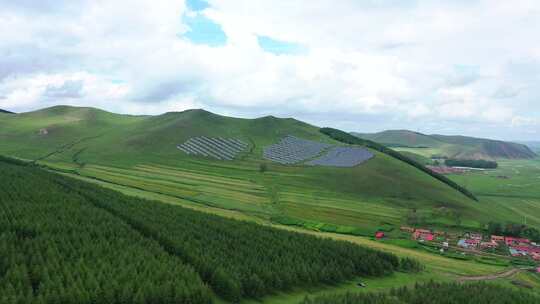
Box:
353, 130, 537, 160
0, 108, 14, 114
0, 105, 505, 233
353, 130, 444, 148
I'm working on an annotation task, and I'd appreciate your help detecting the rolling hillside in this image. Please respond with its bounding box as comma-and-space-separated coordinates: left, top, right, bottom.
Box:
0, 108, 14, 114
353, 130, 537, 160
0, 105, 508, 233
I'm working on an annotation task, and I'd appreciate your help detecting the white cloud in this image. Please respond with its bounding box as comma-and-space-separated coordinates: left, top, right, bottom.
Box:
0, 0, 539, 139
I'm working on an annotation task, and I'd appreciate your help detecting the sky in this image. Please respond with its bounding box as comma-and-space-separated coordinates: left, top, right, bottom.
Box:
0, 0, 539, 140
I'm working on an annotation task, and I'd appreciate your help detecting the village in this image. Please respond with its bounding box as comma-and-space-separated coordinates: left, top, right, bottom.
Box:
375, 226, 540, 264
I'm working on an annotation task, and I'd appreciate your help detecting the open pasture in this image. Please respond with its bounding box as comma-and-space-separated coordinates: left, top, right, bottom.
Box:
446, 158, 540, 229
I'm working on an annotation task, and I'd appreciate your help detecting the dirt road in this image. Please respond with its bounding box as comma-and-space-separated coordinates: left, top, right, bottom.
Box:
457, 268, 522, 282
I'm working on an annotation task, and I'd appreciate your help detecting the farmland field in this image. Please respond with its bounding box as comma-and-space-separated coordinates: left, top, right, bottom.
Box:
447, 158, 540, 228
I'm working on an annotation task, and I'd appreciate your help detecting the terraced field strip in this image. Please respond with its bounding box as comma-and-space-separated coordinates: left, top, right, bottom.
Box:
278, 193, 403, 228
80, 165, 199, 197
457, 268, 522, 282
79, 164, 272, 214
136, 164, 265, 191
131, 165, 269, 204
280, 202, 402, 230
280, 191, 405, 218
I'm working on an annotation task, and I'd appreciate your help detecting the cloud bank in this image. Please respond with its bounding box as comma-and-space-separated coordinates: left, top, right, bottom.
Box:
0, 0, 539, 140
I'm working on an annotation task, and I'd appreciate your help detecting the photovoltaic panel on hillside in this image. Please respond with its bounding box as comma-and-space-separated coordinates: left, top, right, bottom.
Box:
263, 135, 332, 164
263, 135, 374, 167
307, 146, 374, 167
177, 137, 248, 160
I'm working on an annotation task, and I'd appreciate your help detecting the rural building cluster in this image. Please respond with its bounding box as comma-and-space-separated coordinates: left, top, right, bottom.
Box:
457, 234, 540, 259
376, 227, 540, 262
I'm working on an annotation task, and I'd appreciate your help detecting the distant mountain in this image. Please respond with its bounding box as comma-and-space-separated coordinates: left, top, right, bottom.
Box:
352, 130, 444, 148
519, 141, 540, 153
0, 109, 14, 114
352, 130, 537, 160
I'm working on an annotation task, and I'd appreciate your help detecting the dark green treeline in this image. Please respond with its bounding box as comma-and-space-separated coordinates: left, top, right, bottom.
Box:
300, 281, 540, 304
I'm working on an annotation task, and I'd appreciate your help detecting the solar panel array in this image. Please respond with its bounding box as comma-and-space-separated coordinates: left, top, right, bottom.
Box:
177, 136, 248, 160
263, 135, 374, 167
307, 146, 374, 167
263, 135, 333, 164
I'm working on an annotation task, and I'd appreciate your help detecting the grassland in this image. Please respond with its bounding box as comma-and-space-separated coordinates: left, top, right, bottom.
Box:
3, 106, 539, 234
0, 105, 485, 237
447, 158, 540, 228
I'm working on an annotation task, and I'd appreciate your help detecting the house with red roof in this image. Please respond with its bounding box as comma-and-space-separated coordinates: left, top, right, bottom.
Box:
413, 230, 434, 241
400, 226, 415, 233
465, 239, 480, 246
480, 241, 498, 248
491, 235, 504, 243
505, 236, 530, 246
469, 233, 482, 240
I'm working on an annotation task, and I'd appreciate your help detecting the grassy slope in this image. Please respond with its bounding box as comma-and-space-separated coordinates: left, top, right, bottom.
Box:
0, 106, 482, 234
3, 106, 538, 232
354, 130, 536, 160
353, 130, 444, 148
398, 151, 434, 166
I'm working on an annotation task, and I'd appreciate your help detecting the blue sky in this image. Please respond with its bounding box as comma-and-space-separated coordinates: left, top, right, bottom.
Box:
0, 0, 539, 140
183, 13, 227, 47
186, 0, 209, 11
182, 0, 306, 55
257, 36, 307, 55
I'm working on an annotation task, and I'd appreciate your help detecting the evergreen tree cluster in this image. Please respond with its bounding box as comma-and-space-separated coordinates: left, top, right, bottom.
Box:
301, 281, 540, 304
58, 169, 401, 301
0, 159, 403, 303
444, 159, 498, 169
487, 221, 540, 242
319, 128, 478, 201
0, 161, 211, 304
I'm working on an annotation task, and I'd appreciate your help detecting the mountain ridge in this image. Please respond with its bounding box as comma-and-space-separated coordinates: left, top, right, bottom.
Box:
353, 130, 537, 160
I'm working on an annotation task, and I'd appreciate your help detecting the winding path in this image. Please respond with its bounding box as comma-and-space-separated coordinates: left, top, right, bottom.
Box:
457, 268, 523, 282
